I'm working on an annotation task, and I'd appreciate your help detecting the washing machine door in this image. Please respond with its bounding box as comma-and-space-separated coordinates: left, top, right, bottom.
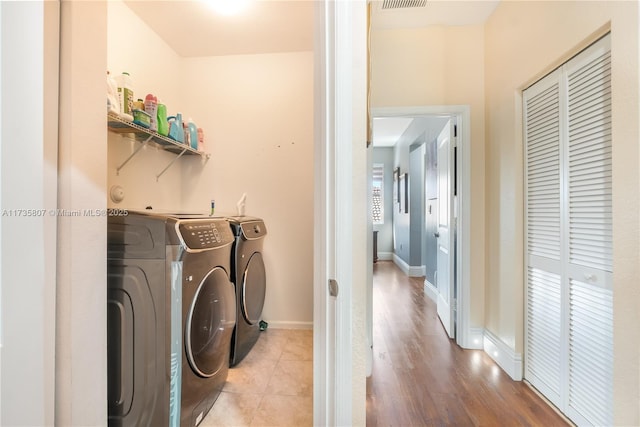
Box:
185, 267, 235, 378
242, 252, 266, 325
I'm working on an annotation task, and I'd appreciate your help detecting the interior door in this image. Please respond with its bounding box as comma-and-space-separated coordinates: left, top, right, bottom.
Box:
436, 120, 455, 338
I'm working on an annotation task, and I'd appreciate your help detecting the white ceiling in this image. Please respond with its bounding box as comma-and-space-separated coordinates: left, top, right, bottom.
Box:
373, 117, 414, 147
123, 0, 500, 146
123, 0, 314, 57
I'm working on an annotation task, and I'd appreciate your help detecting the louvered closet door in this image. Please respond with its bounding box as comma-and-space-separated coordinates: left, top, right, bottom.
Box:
524, 34, 612, 427
524, 68, 564, 410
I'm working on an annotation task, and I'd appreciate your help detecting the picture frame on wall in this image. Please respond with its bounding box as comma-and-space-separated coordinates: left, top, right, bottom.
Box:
393, 167, 400, 205
399, 172, 407, 213
403, 172, 409, 213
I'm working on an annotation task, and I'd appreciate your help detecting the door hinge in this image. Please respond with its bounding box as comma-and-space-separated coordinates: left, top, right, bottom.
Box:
329, 279, 339, 297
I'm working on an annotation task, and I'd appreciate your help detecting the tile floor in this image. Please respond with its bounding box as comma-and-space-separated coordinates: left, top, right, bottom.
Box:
201, 328, 313, 427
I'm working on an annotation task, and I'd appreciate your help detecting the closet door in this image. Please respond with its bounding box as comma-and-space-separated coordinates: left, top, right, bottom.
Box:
523, 68, 564, 410
524, 34, 612, 426
564, 34, 613, 427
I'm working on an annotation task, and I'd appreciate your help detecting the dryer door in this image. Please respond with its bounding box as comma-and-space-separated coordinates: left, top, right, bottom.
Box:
185, 267, 235, 378
242, 252, 266, 325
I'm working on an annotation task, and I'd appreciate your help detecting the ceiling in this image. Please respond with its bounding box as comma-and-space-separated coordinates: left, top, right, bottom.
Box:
123, 0, 500, 146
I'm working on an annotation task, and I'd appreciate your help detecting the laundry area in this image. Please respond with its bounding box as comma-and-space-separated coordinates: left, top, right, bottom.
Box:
105, 1, 314, 425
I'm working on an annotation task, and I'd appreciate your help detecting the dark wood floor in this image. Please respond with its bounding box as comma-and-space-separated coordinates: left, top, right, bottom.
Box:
366, 261, 570, 427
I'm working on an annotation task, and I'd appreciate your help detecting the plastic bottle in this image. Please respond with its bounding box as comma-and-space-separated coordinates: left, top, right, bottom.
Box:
116, 72, 134, 116
167, 113, 185, 143
183, 122, 190, 147
197, 127, 205, 151
157, 102, 169, 136
106, 71, 120, 114
187, 118, 198, 150
144, 94, 158, 132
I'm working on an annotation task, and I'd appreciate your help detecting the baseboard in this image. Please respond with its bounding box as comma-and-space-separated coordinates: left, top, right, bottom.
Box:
263, 321, 313, 330
423, 279, 438, 303
408, 265, 424, 277
465, 328, 484, 350
392, 253, 423, 277
483, 329, 523, 381
377, 251, 393, 261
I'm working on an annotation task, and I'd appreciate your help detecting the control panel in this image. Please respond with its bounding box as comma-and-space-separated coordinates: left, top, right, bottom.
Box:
240, 220, 267, 240
178, 220, 234, 250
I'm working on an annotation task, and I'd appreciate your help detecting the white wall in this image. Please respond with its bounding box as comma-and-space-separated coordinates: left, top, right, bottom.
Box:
484, 1, 639, 423
180, 52, 314, 327
57, 1, 107, 425
0, 2, 58, 425
107, 0, 186, 210
372, 147, 394, 257
107, 1, 314, 327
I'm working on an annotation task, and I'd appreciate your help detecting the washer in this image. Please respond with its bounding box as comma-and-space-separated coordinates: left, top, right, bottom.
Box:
227, 216, 268, 366
107, 212, 236, 427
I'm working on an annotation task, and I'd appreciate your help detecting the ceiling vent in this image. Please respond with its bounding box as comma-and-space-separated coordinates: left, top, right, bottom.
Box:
381, 0, 427, 9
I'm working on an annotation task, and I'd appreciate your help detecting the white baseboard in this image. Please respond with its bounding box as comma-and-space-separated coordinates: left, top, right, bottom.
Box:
393, 253, 410, 275
263, 321, 313, 330
408, 265, 424, 277
483, 329, 523, 381
465, 328, 484, 350
392, 253, 423, 277
377, 251, 393, 261
423, 279, 438, 303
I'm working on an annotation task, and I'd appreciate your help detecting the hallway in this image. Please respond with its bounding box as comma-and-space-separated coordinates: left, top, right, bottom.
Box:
366, 261, 570, 426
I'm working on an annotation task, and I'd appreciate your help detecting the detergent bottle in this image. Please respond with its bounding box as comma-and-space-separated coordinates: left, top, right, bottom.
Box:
167, 113, 185, 144
187, 118, 199, 150
156, 102, 169, 136
144, 94, 158, 132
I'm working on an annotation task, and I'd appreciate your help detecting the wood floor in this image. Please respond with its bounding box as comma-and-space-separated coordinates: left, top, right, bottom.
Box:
366, 261, 570, 427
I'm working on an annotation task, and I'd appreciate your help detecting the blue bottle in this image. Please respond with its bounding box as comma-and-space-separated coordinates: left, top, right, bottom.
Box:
167, 113, 185, 143
187, 118, 198, 150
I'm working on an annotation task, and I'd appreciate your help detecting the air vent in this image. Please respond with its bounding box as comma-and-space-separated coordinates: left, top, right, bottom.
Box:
382, 0, 427, 9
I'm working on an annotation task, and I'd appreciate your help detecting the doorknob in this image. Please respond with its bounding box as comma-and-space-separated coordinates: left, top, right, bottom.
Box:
434, 232, 440, 238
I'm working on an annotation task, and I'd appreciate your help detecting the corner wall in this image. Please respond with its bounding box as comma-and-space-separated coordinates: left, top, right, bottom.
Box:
371, 24, 486, 329
57, 1, 108, 425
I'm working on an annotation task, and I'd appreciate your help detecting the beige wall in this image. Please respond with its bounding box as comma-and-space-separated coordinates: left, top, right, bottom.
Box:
57, 1, 108, 425
107, 0, 186, 210
484, 1, 639, 423
370, 25, 486, 329
107, 1, 314, 327
180, 52, 314, 326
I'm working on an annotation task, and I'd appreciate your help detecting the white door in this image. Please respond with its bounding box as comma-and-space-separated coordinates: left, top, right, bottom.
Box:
524, 34, 613, 426
436, 120, 455, 338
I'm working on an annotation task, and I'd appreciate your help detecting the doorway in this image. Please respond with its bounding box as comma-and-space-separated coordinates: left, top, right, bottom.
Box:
370, 106, 473, 349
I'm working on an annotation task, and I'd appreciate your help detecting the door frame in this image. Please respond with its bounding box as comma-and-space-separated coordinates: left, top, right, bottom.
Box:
313, 1, 367, 425
371, 106, 475, 349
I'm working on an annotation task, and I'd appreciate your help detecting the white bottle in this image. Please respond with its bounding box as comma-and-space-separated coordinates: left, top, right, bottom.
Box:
116, 72, 134, 117
106, 71, 120, 114
144, 94, 158, 132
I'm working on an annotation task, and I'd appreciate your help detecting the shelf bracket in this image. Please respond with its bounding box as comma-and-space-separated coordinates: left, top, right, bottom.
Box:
116, 134, 153, 175
156, 147, 188, 181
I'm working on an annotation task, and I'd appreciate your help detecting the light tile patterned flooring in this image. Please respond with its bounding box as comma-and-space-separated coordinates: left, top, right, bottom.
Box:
202, 328, 313, 427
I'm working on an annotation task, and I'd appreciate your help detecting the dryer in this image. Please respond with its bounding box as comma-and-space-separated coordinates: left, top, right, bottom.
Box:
107, 212, 236, 427
227, 216, 267, 366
